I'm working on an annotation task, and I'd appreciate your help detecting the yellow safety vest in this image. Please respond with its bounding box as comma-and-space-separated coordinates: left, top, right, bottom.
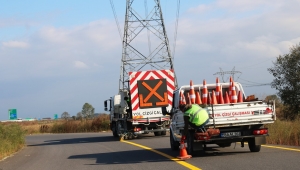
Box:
184, 104, 209, 126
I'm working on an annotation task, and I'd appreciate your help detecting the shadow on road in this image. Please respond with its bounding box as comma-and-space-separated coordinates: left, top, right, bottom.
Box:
27, 136, 119, 147
68, 149, 173, 165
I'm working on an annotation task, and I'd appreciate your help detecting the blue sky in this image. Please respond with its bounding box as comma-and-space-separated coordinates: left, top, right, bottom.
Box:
1, 0, 300, 120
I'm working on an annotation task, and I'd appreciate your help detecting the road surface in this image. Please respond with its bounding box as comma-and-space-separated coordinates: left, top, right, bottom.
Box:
1, 132, 300, 170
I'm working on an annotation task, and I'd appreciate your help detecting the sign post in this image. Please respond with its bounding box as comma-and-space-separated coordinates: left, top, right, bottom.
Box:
54, 114, 58, 120
8, 109, 17, 120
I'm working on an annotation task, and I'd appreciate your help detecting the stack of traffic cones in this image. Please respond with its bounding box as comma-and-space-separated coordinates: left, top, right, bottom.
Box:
202, 80, 208, 104
195, 91, 202, 104
215, 77, 221, 103
224, 91, 230, 104
211, 90, 218, 104
177, 138, 192, 160
231, 81, 237, 103
189, 80, 196, 104
219, 90, 224, 104
179, 90, 186, 105
186, 92, 191, 104
237, 90, 243, 103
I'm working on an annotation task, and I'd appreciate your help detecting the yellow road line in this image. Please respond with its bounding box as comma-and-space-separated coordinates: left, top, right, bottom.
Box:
121, 140, 201, 170
262, 145, 300, 152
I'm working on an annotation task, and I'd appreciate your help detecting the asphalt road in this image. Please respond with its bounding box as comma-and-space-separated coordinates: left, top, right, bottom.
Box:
0, 132, 300, 170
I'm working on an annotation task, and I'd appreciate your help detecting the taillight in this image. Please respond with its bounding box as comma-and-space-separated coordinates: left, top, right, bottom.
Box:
134, 127, 141, 132
253, 129, 268, 135
264, 108, 272, 114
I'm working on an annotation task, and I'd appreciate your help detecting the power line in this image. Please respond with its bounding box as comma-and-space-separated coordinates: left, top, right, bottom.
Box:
213, 67, 242, 82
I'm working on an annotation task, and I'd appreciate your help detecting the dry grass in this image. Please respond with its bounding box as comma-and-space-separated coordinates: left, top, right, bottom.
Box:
266, 118, 300, 146
0, 124, 25, 160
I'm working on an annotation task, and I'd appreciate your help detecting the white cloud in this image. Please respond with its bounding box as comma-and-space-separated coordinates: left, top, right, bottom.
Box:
74, 60, 88, 69
2, 41, 29, 48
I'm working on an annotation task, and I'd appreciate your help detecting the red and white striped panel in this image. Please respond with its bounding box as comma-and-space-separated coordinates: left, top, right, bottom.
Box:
129, 69, 175, 111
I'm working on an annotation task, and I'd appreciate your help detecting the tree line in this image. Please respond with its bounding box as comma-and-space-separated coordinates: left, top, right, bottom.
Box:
61, 103, 97, 120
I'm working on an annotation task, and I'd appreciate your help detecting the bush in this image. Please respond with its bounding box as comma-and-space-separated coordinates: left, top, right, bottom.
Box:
0, 123, 25, 160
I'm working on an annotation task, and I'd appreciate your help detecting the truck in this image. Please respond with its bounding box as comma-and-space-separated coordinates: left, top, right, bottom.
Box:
104, 69, 176, 139
168, 79, 276, 155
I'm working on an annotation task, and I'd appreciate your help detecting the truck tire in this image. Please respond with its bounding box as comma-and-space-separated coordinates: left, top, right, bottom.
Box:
170, 130, 180, 151
248, 139, 261, 152
161, 131, 167, 135
154, 131, 162, 136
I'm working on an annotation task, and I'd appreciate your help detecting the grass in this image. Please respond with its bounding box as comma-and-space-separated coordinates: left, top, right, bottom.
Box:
266, 119, 300, 146
0, 123, 25, 160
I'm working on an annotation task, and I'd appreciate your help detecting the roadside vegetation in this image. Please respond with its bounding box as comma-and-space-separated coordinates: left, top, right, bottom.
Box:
0, 123, 25, 160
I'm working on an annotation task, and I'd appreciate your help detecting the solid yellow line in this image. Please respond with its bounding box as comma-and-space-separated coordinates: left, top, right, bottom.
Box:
262, 145, 300, 152
121, 140, 201, 170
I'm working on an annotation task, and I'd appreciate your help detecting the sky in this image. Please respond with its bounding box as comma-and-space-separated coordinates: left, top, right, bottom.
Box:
1, 0, 300, 121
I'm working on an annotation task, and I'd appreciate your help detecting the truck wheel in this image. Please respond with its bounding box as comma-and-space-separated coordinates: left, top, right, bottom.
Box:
154, 131, 162, 136
170, 130, 179, 151
248, 139, 261, 152
113, 130, 119, 137
161, 131, 167, 135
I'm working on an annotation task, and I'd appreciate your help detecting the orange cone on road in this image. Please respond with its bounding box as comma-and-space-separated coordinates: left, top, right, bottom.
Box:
224, 91, 230, 104
215, 77, 221, 103
202, 80, 208, 104
177, 139, 192, 160
189, 80, 196, 104
195, 91, 202, 104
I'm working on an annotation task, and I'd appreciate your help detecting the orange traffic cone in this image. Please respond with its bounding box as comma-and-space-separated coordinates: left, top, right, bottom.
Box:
177, 139, 192, 160
202, 79, 208, 104
231, 81, 237, 103
208, 92, 212, 104
224, 91, 230, 104
195, 91, 202, 104
186, 92, 191, 104
179, 90, 186, 105
229, 76, 233, 99
189, 80, 196, 104
219, 90, 224, 104
215, 77, 221, 103
211, 90, 218, 104
237, 90, 243, 103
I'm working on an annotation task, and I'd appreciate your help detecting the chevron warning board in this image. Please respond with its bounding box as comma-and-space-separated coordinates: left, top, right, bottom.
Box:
129, 70, 175, 111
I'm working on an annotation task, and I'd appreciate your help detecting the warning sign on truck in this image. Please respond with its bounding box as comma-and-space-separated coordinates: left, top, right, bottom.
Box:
137, 79, 169, 108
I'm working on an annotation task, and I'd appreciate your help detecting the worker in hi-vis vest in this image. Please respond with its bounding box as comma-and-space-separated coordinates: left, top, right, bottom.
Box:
179, 104, 209, 139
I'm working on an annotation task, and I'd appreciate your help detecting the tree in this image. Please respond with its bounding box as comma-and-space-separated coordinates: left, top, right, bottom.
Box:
61, 111, 70, 120
76, 112, 83, 120
82, 103, 95, 119
268, 44, 300, 119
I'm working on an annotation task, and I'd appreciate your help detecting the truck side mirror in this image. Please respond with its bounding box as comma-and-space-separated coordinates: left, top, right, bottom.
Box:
104, 100, 108, 111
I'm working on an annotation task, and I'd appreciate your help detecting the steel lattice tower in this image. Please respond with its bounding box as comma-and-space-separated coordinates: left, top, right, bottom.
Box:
119, 0, 176, 90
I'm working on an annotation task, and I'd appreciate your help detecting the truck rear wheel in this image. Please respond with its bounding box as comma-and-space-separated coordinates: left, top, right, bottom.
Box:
248, 139, 261, 152
170, 130, 179, 151
154, 131, 162, 136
